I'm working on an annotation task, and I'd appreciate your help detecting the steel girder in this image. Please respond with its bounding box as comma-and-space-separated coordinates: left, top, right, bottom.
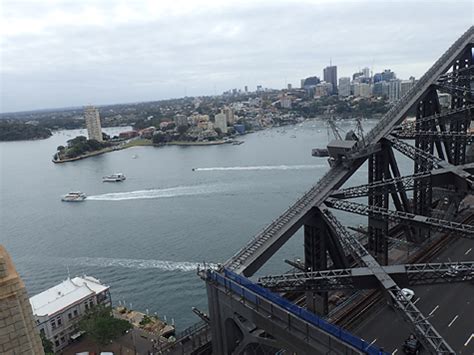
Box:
385, 135, 443, 168
257, 262, 474, 292
331, 172, 431, 199
393, 130, 473, 140
395, 104, 474, 127
319, 209, 454, 354
324, 197, 474, 237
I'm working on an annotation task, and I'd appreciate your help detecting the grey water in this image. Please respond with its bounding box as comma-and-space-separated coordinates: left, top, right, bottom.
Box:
0, 119, 412, 329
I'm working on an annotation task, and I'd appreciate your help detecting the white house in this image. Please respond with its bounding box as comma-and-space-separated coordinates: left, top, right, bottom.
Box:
30, 275, 111, 352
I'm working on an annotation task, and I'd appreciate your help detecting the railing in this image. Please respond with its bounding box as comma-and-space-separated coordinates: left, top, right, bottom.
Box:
208, 268, 389, 355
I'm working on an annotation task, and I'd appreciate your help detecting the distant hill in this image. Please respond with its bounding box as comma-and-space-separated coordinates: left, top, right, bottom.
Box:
0, 121, 52, 141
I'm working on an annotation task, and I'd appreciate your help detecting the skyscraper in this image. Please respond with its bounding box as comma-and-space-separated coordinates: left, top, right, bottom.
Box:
388, 79, 401, 102
0, 246, 44, 354
323, 65, 337, 94
338, 77, 351, 97
84, 105, 103, 142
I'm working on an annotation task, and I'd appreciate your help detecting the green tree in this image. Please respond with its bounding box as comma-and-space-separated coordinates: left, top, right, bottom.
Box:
152, 132, 166, 144
40, 332, 54, 354
78, 305, 131, 347
177, 125, 188, 136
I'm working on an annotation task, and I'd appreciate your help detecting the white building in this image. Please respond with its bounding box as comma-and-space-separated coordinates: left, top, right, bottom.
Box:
338, 77, 351, 97
362, 67, 370, 78
359, 83, 372, 98
84, 106, 103, 142
388, 79, 402, 103
280, 95, 292, 109
400, 79, 416, 98
30, 276, 111, 352
224, 106, 235, 125
214, 112, 228, 133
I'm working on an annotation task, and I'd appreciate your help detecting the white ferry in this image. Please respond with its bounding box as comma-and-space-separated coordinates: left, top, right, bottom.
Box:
102, 173, 126, 182
61, 192, 86, 202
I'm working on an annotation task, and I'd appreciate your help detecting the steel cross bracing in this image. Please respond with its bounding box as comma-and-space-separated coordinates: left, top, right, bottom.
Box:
325, 197, 474, 237
257, 262, 474, 292
385, 135, 443, 168
394, 104, 474, 128
330, 172, 431, 199
393, 130, 473, 140
224, 27, 474, 277
319, 209, 455, 354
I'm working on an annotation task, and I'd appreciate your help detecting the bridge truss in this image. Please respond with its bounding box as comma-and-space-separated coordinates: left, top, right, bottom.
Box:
200, 27, 474, 355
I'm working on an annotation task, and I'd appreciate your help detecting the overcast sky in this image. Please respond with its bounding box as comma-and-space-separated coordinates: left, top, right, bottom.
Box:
1, 0, 472, 113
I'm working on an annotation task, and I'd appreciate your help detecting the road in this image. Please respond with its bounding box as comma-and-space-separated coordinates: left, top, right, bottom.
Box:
354, 236, 474, 354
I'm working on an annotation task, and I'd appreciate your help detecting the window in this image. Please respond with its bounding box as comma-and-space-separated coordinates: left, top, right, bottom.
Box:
50, 320, 56, 330
73, 310, 78, 317
57, 317, 62, 326
55, 340, 60, 347
40, 328, 45, 336
85, 304, 89, 310
68, 313, 72, 320
60, 336, 65, 343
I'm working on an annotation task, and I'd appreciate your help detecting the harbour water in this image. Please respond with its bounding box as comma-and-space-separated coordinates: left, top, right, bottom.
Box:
0, 119, 399, 329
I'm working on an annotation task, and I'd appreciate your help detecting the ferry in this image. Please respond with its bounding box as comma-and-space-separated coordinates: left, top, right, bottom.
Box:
102, 173, 126, 182
61, 192, 86, 202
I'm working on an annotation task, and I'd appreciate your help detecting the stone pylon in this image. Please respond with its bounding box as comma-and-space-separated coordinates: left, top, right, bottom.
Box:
0, 245, 44, 354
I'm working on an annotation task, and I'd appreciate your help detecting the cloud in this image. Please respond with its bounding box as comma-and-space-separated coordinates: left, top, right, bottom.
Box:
1, 0, 473, 112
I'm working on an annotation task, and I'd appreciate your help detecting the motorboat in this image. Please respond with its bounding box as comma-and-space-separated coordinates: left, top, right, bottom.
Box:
102, 173, 126, 182
61, 192, 86, 202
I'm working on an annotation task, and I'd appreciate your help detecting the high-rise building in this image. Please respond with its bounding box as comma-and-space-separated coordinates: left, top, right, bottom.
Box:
84, 105, 103, 142
388, 79, 401, 102
362, 67, 370, 78
338, 77, 351, 97
300, 79, 305, 88
400, 78, 416, 98
314, 82, 333, 97
373, 81, 390, 97
244, 86, 248, 93
223, 106, 235, 125
287, 83, 292, 90
0, 245, 45, 354
323, 65, 337, 94
214, 111, 228, 134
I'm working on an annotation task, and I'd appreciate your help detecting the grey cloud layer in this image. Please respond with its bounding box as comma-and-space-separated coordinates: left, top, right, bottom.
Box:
1, 0, 472, 112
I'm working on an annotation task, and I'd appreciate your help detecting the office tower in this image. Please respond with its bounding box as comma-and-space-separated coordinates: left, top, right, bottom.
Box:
287, 83, 292, 90
323, 65, 337, 94
388, 79, 401, 102
84, 105, 103, 142
338, 77, 351, 97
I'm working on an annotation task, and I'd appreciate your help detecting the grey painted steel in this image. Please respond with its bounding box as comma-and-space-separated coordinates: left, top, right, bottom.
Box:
257, 262, 474, 292
225, 26, 474, 277
320, 209, 455, 354
325, 197, 474, 237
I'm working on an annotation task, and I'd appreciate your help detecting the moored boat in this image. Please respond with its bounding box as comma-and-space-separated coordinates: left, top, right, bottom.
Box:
61, 192, 86, 202
102, 173, 126, 182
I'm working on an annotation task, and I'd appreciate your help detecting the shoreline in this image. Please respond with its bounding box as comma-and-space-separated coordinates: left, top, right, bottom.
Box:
52, 138, 236, 163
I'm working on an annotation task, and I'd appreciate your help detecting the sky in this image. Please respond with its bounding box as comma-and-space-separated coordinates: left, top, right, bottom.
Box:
1, 0, 473, 113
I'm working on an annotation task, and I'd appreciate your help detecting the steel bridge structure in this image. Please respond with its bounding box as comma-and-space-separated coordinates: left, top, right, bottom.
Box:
192, 27, 474, 355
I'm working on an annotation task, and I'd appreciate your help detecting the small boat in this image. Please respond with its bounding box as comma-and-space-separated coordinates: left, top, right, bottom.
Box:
132, 154, 138, 159
61, 192, 86, 202
103, 173, 126, 182
290, 135, 296, 138
232, 141, 244, 145
312, 148, 329, 157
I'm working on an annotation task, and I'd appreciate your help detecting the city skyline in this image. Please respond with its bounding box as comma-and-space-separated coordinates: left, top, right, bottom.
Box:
1, 0, 473, 113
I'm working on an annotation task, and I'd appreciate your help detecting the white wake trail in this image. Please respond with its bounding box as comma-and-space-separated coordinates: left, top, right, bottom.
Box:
67, 257, 217, 272
87, 184, 226, 201
194, 164, 326, 172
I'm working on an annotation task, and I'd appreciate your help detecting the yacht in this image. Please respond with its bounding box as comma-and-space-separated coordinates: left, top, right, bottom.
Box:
102, 173, 126, 182
61, 192, 86, 202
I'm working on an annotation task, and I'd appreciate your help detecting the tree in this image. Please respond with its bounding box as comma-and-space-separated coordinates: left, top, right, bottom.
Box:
40, 332, 54, 354
177, 125, 188, 136
78, 305, 131, 347
214, 127, 222, 137
152, 132, 166, 144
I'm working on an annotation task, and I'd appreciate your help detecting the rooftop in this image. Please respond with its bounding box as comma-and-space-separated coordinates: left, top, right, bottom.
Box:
30, 275, 109, 317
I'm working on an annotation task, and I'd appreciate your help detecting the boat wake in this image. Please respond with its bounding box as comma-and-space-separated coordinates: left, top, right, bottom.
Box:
65, 257, 217, 272
194, 164, 326, 172
87, 184, 226, 201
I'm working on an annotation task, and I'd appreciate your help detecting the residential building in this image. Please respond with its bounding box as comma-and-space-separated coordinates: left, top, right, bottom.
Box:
174, 114, 188, 127
314, 82, 333, 97
400, 78, 416, 98
214, 111, 228, 133
119, 130, 139, 139
323, 65, 337, 94
338, 77, 351, 97
388, 79, 402, 102
30, 276, 111, 352
0, 245, 44, 354
84, 105, 103, 142
280, 95, 292, 109
373, 81, 390, 98
223, 107, 235, 125
139, 126, 156, 139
